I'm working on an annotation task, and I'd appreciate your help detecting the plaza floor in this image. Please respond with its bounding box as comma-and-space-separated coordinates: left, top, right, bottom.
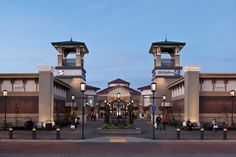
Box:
1, 118, 236, 140
1, 119, 236, 156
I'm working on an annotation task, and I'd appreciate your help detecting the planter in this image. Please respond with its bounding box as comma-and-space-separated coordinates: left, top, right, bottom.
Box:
97, 127, 142, 134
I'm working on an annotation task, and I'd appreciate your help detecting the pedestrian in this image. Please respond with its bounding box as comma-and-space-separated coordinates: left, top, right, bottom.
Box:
74, 116, 78, 128
213, 123, 219, 132
182, 120, 187, 129
156, 114, 162, 130
90, 112, 93, 121
212, 119, 216, 129
162, 115, 168, 130
187, 119, 192, 131
93, 112, 96, 121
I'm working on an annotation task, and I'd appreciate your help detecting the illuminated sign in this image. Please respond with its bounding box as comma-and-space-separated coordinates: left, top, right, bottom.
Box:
153, 69, 180, 77
14, 84, 24, 89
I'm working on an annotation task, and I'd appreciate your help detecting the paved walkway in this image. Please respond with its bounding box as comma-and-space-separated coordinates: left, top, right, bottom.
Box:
1, 140, 236, 157
1, 118, 236, 141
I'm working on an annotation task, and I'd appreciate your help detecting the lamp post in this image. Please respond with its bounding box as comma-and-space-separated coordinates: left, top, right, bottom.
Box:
116, 93, 122, 124
104, 100, 109, 124
71, 95, 75, 106
3, 90, 8, 130
131, 100, 134, 124
151, 82, 156, 140
163, 95, 166, 115
230, 90, 235, 127
80, 82, 86, 139
117, 93, 121, 116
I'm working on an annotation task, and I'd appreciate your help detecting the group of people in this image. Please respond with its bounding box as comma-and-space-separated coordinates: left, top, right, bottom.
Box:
90, 112, 97, 121
212, 119, 219, 132
154, 114, 168, 130
182, 119, 219, 132
182, 119, 193, 131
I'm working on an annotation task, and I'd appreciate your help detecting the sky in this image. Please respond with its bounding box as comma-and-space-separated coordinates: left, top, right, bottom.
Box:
0, 0, 236, 89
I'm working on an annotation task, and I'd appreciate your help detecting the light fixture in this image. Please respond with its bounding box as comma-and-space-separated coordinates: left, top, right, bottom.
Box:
151, 82, 156, 92
71, 95, 75, 101
163, 95, 166, 100
117, 93, 120, 99
80, 82, 86, 92
230, 90, 235, 97
3, 90, 8, 97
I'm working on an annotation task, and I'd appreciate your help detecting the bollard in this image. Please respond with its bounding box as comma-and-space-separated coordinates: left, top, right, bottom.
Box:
200, 128, 204, 140
223, 128, 227, 140
32, 128, 36, 139
176, 128, 180, 140
56, 128, 60, 139
9, 128, 13, 139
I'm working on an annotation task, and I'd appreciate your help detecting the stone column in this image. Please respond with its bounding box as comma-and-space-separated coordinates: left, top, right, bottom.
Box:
184, 66, 201, 123
174, 47, 180, 66
0, 79, 2, 91
38, 66, 54, 126
76, 47, 82, 67
57, 47, 63, 66
155, 47, 161, 67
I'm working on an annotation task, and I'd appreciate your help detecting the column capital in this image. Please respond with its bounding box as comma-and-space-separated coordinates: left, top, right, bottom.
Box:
183, 66, 201, 73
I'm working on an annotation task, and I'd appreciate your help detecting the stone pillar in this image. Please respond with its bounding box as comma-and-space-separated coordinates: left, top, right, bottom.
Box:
174, 47, 180, 66
184, 66, 201, 123
0, 79, 2, 91
76, 47, 82, 67
57, 47, 63, 66
38, 66, 54, 126
175, 55, 180, 66
156, 55, 161, 67
155, 48, 161, 67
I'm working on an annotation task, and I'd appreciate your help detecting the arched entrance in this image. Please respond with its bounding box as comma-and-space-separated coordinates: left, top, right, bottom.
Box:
110, 99, 128, 118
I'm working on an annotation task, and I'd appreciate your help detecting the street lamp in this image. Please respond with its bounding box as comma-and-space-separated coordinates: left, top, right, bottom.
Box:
116, 93, 122, 124
80, 82, 86, 139
163, 95, 166, 114
230, 90, 235, 127
130, 99, 134, 125
117, 93, 120, 99
71, 95, 75, 106
104, 100, 110, 124
3, 90, 8, 130
151, 82, 156, 140
117, 93, 121, 116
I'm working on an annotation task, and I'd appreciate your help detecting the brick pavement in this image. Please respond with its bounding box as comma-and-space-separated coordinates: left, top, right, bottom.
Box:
1, 118, 236, 141
1, 141, 236, 157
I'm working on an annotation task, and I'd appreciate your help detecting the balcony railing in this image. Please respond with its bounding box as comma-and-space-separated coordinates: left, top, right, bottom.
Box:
63, 59, 76, 67
161, 59, 175, 67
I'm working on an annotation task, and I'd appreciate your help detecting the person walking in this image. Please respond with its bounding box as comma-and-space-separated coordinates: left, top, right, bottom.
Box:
187, 119, 192, 131
162, 115, 168, 130
74, 116, 78, 128
93, 112, 96, 122
156, 114, 162, 130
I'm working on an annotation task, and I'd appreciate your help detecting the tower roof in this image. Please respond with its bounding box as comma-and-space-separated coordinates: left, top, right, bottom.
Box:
149, 40, 185, 53
51, 39, 89, 53
108, 78, 130, 86
137, 85, 151, 91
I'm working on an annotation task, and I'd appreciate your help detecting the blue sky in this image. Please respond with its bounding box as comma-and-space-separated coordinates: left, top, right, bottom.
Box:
0, 0, 236, 89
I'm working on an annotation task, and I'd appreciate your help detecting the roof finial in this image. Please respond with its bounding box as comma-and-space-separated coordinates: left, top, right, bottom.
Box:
70, 35, 73, 42
165, 34, 167, 42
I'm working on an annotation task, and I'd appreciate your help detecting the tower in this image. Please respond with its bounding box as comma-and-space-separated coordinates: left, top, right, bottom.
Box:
149, 39, 185, 113
51, 39, 89, 115
52, 38, 88, 79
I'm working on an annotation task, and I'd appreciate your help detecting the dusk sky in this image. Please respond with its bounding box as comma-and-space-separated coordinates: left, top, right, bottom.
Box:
1, 0, 236, 89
